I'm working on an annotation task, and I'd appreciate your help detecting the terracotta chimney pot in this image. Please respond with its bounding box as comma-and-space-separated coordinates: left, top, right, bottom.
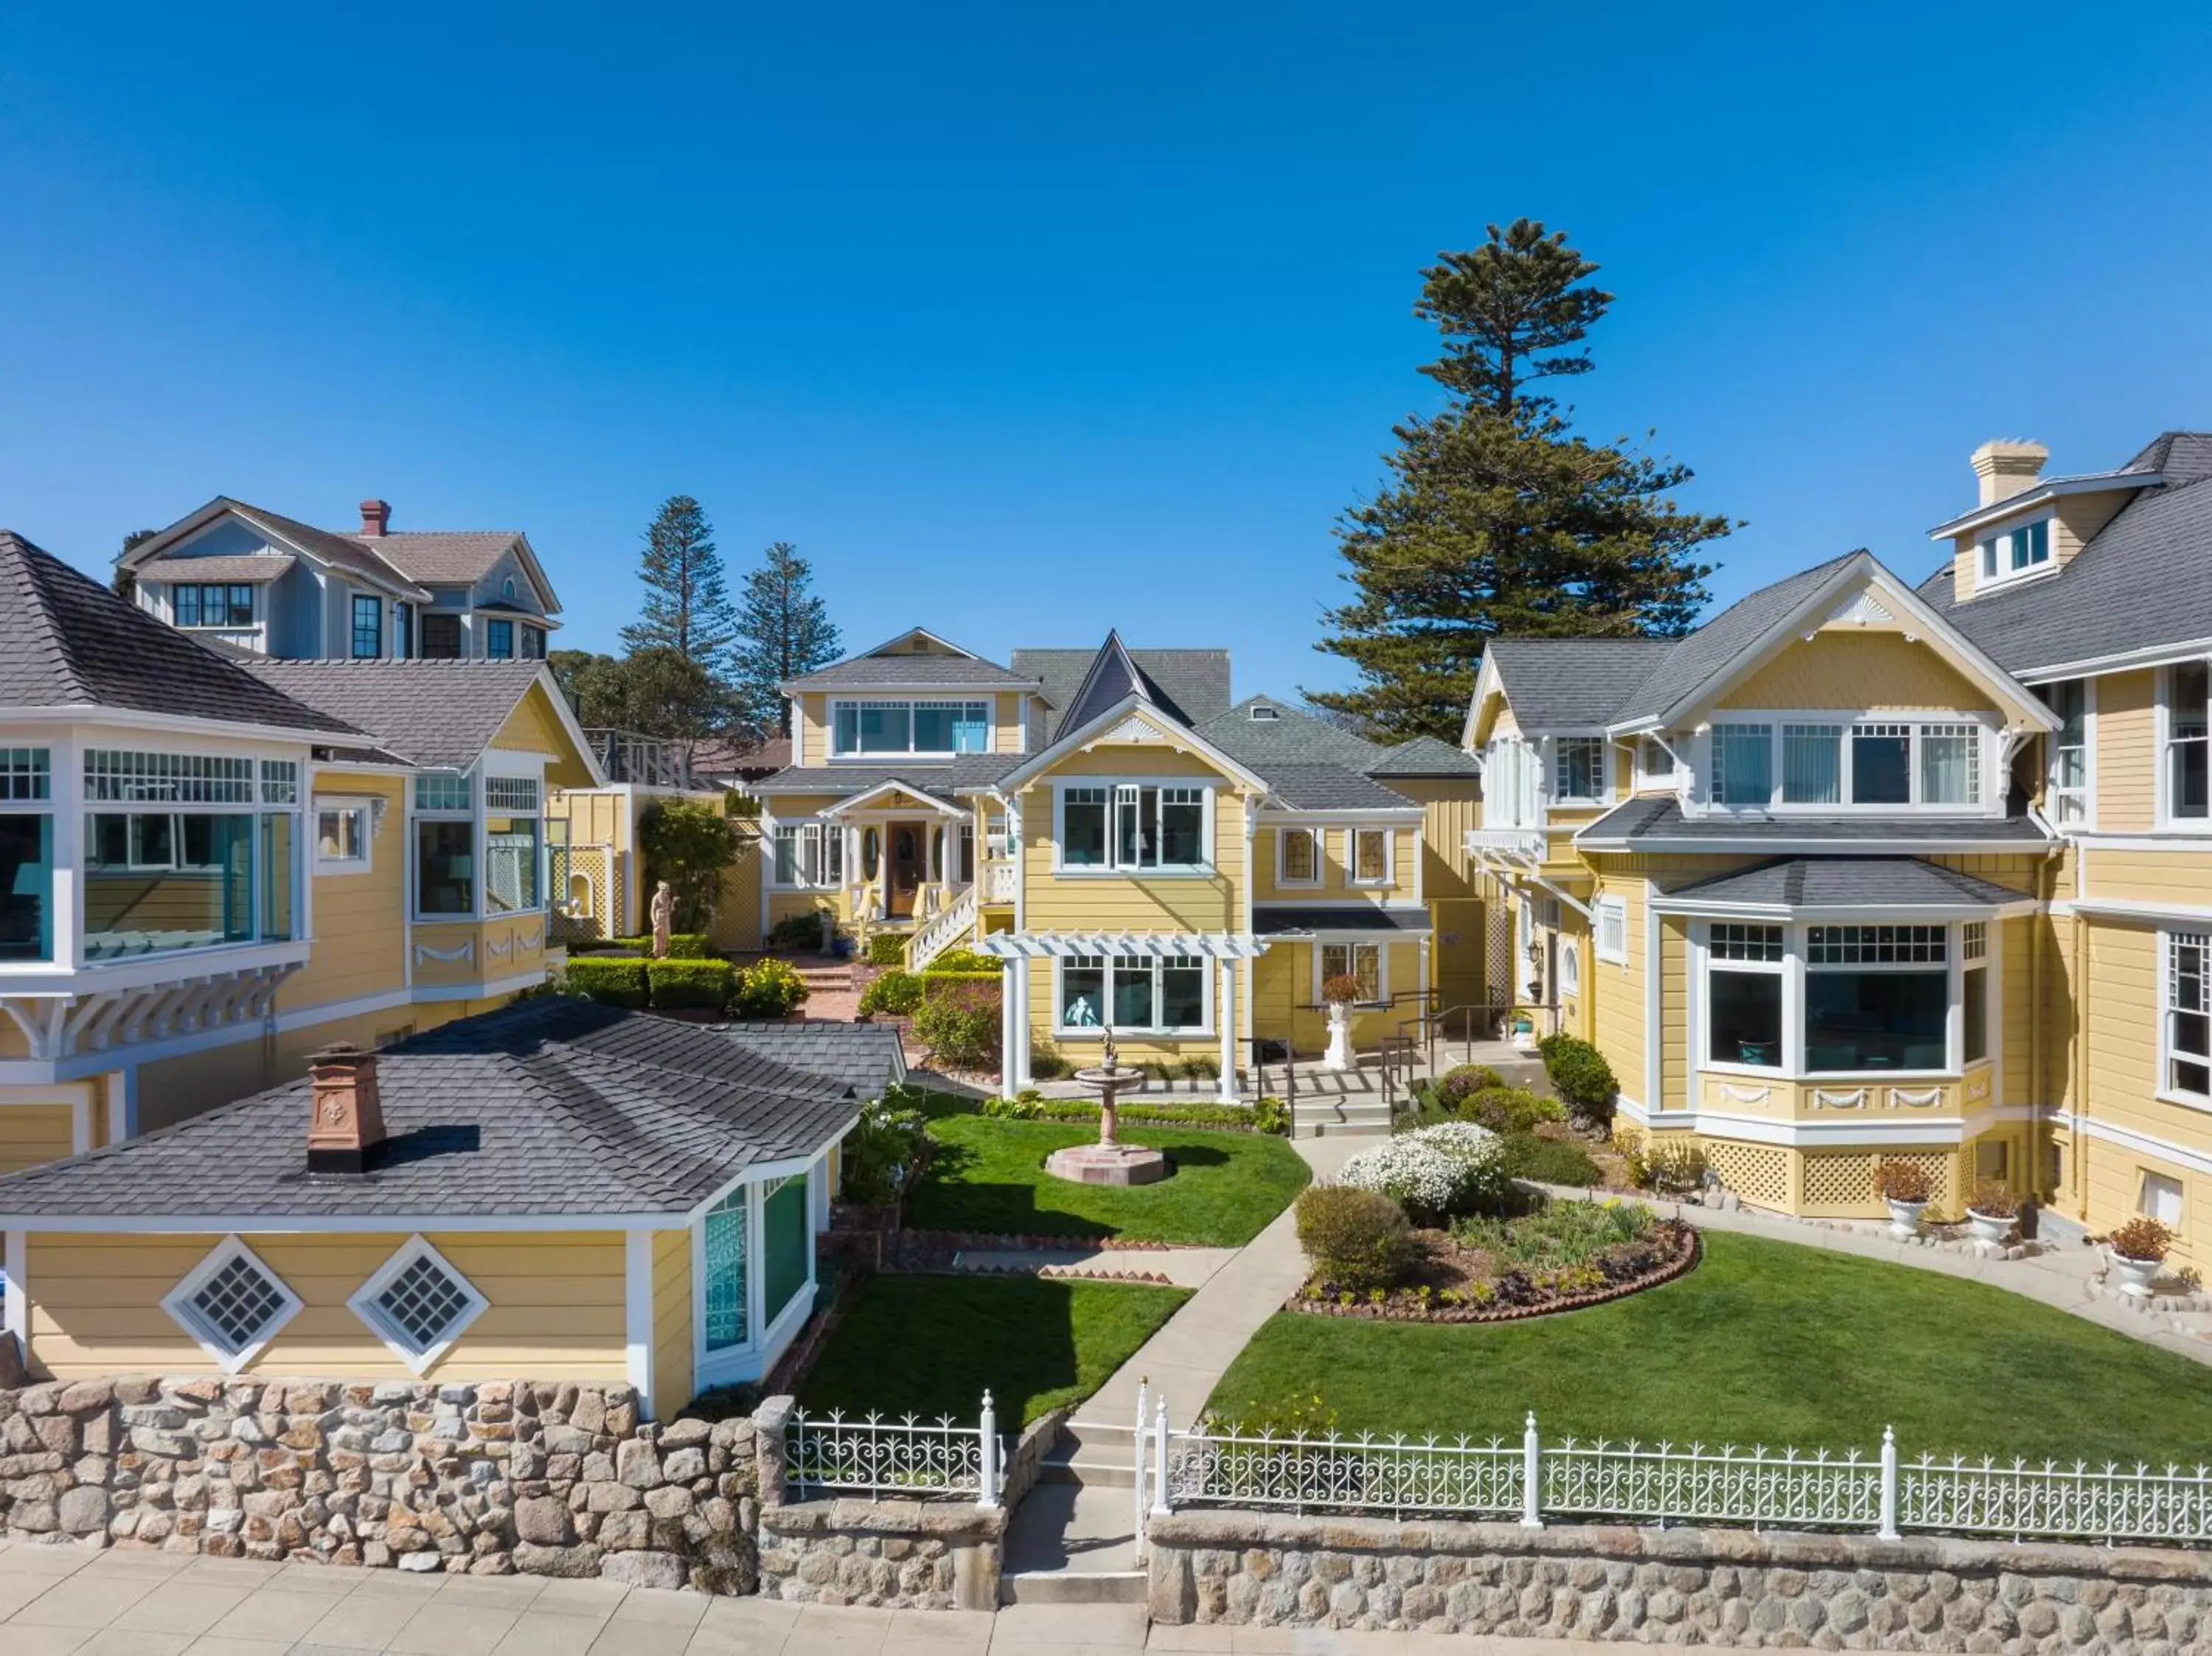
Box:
359, 499, 391, 537
307, 1042, 386, 1174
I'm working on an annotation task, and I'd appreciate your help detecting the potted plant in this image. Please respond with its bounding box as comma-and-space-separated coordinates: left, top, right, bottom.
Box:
1320, 974, 1363, 1072
1875, 1159, 1933, 1239
1966, 1177, 2019, 1245
2106, 1216, 2173, 1298
1508, 1009, 1539, 1054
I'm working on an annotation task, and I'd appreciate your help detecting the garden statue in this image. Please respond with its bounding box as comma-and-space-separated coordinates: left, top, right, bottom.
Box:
650, 880, 674, 959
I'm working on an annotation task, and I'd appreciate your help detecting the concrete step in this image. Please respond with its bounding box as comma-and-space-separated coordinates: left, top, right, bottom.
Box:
1040, 1455, 1135, 1489
1001, 1568, 1149, 1605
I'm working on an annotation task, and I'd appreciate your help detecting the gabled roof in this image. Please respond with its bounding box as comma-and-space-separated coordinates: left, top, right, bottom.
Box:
1605, 554, 1866, 726
1921, 432, 2212, 677
1659, 856, 2028, 911
0, 532, 362, 737
241, 659, 570, 771
0, 999, 864, 1224
1363, 735, 1484, 779
1058, 630, 1169, 732
1480, 639, 1678, 729
1014, 644, 1231, 741
718, 1020, 906, 1100
785, 627, 1036, 692
127, 498, 433, 603
372, 530, 546, 599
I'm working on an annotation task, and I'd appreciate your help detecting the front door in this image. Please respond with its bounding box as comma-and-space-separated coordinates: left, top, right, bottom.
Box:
888, 824, 923, 917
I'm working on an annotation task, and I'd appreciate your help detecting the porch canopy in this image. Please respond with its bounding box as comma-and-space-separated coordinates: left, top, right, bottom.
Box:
975, 930, 1268, 959
1651, 856, 2036, 918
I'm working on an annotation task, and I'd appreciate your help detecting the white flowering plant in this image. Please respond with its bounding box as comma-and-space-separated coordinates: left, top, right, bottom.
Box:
1338, 1121, 1512, 1224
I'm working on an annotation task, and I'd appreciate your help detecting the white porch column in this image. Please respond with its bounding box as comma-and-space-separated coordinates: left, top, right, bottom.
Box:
1217, 958, 1239, 1102
1011, 956, 1033, 1092
1000, 960, 1020, 1101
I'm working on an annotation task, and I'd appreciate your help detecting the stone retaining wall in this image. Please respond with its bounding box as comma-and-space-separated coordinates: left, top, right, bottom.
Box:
1147, 1508, 2212, 1649
0, 1374, 758, 1593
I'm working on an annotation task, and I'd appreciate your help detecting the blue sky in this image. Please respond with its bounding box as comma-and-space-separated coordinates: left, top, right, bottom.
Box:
5, 4, 2211, 702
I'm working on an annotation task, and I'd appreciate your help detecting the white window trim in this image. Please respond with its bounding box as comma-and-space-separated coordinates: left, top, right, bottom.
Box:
1053, 953, 1217, 1037
1050, 778, 1217, 877
161, 1236, 304, 1374
1559, 936, 1582, 997
2140, 1169, 2186, 1229
689, 1162, 821, 1391
314, 796, 377, 874
1347, 827, 1393, 888
1975, 515, 2056, 594
347, 1235, 490, 1377
1549, 734, 1611, 807
827, 697, 993, 760
1694, 919, 1969, 1082
1693, 712, 2000, 819
2157, 662, 2212, 831
1313, 940, 1388, 1009
1594, 895, 1629, 967
2042, 678, 2096, 832
2157, 927, 2212, 1112
1275, 826, 1322, 888
771, 819, 846, 891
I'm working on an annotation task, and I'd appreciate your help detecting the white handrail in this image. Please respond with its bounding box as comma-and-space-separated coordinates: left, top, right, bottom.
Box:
905, 883, 978, 972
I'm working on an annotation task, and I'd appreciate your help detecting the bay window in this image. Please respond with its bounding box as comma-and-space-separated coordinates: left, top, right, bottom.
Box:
1705, 720, 1987, 810
484, 776, 542, 914
1706, 924, 1784, 1068
2166, 662, 2210, 821
700, 1188, 748, 1354
2165, 930, 2211, 1099
1554, 737, 1605, 803
1963, 922, 1989, 1065
832, 700, 990, 756
1059, 783, 1209, 872
1058, 954, 1209, 1033
1804, 925, 1947, 1072
0, 748, 52, 964
1320, 942, 1383, 1006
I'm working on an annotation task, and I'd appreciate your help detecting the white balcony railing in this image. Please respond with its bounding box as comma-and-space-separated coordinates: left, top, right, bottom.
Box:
1464, 827, 1546, 860
984, 861, 1018, 903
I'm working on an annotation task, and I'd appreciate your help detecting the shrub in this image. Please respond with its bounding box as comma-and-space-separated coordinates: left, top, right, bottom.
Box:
1452, 1198, 1652, 1267
1295, 1186, 1414, 1292
2110, 1216, 2174, 1262
913, 979, 1001, 1069
1320, 973, 1365, 1006
730, 957, 810, 1019
922, 970, 1001, 1003
638, 798, 743, 931
1537, 1033, 1618, 1125
1968, 1178, 2020, 1219
646, 958, 736, 1009
1609, 1125, 1649, 1186
979, 1090, 1045, 1119
1250, 1096, 1289, 1135
1458, 1085, 1565, 1135
565, 956, 647, 1008
858, 970, 925, 1017
863, 933, 909, 967
1875, 1160, 1933, 1204
1344, 1122, 1510, 1223
612, 932, 712, 959
1434, 1064, 1504, 1107
766, 911, 830, 951
928, 947, 1003, 975
840, 1098, 928, 1207
1642, 1141, 1708, 1195
1498, 1132, 1602, 1187
1029, 1045, 1071, 1080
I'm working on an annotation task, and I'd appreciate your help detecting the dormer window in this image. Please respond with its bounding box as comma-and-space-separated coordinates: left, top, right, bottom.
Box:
1976, 518, 2051, 587
1249, 704, 1279, 722
1705, 720, 1984, 812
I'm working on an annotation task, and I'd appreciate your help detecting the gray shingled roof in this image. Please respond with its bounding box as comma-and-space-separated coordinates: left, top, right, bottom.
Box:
748, 756, 1021, 799
785, 641, 1035, 690
1578, 796, 2053, 846
1253, 905, 1433, 936
135, 553, 297, 585
1014, 645, 1231, 740
1363, 734, 1484, 778
367, 532, 524, 588
1262, 765, 1419, 811
1921, 434, 2212, 674
0, 533, 363, 737
1607, 554, 1864, 724
1199, 696, 1382, 769
1481, 639, 1678, 728
1663, 856, 2026, 909
243, 659, 552, 770
0, 998, 863, 1222
717, 1020, 906, 1099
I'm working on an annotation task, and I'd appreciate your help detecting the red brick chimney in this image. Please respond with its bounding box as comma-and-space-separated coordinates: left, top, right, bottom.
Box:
359, 498, 391, 537
306, 1042, 387, 1173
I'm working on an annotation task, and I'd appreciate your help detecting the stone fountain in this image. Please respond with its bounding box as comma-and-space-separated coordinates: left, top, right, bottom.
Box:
1043, 1029, 1169, 1186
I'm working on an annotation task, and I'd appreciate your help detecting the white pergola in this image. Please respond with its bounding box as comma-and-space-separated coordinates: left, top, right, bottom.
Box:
975, 930, 1270, 1103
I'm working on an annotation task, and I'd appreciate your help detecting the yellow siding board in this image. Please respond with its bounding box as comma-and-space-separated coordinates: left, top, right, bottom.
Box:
652, 1230, 694, 1422
1715, 630, 1998, 714
2096, 669, 2156, 832
0, 1106, 76, 1175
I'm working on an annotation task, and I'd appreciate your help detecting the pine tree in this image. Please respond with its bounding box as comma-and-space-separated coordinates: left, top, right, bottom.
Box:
619, 495, 739, 667
1311, 220, 1733, 742
112, 528, 158, 600
731, 543, 841, 737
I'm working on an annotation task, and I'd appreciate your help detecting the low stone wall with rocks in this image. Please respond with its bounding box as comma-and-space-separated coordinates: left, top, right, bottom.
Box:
1147, 1508, 2212, 1648
0, 1374, 758, 1593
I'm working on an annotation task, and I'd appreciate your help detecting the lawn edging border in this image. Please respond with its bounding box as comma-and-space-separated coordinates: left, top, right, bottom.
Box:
1286, 1220, 1699, 1325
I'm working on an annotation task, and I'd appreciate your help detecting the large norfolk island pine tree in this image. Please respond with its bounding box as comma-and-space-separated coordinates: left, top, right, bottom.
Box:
1311, 220, 1735, 743
731, 542, 841, 737
621, 495, 740, 668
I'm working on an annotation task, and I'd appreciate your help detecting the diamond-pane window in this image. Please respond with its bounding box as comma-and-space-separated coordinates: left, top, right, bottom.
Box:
349, 1239, 487, 1372
161, 1239, 302, 1372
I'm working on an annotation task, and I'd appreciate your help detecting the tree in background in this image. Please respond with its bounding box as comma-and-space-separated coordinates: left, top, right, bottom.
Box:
637, 797, 742, 931
731, 542, 841, 737
111, 529, 158, 600
1311, 220, 1733, 742
554, 647, 730, 741
620, 495, 740, 669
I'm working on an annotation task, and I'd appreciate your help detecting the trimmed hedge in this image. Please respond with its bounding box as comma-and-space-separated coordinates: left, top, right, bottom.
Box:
927, 947, 1002, 975
858, 970, 925, 1017
611, 933, 713, 959
1537, 1031, 1618, 1125
863, 933, 909, 967
566, 957, 647, 1009
921, 970, 1001, 1001
647, 959, 735, 1009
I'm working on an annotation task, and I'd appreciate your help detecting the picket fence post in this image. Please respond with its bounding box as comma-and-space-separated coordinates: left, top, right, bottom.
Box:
1150, 1395, 1173, 1518
1877, 1425, 1900, 1541
1520, 1410, 1543, 1528
975, 1390, 1000, 1510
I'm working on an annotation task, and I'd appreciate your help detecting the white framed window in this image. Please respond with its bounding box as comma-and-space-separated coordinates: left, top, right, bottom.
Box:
1277, 826, 1320, 886
1483, 737, 1543, 829
1976, 518, 2051, 588
1057, 953, 1211, 1034
1595, 895, 1628, 966
773, 821, 844, 889
1318, 941, 1385, 1006
1349, 827, 1391, 886
1559, 938, 1582, 997
2039, 679, 2090, 828
1704, 922, 1787, 1071
2165, 662, 2210, 824
1805, 925, 1948, 1074
2141, 1171, 2186, 1228
1703, 718, 1989, 813
2163, 930, 2211, 1102
1963, 921, 1990, 1066
347, 1237, 488, 1374
1553, 737, 1605, 803
1056, 782, 1211, 873
161, 1237, 302, 1373
316, 799, 375, 873
830, 699, 990, 757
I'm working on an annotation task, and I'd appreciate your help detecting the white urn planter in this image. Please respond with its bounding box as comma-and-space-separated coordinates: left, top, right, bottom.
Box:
1885, 1198, 1927, 1242
2110, 1252, 2164, 1298
1965, 1208, 2016, 1246
1323, 1002, 1353, 1072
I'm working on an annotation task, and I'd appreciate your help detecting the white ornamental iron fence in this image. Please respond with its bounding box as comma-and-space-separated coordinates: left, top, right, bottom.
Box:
1147, 1408, 2212, 1547
785, 1393, 1003, 1508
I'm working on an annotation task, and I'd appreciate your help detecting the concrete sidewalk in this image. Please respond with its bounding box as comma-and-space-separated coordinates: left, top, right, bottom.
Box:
0, 1536, 1599, 1654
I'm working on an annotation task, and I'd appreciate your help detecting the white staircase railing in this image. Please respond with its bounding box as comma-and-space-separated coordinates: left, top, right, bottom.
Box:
905, 883, 978, 972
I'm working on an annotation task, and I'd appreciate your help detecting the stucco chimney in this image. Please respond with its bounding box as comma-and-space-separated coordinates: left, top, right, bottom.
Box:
1970, 441, 2048, 507
358, 498, 391, 537
306, 1042, 387, 1174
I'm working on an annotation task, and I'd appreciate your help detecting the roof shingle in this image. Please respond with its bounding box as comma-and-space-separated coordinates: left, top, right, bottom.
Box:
243, 659, 552, 770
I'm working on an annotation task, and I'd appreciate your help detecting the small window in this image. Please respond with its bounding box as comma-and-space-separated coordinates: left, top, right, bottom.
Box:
1279, 827, 1319, 886
2142, 1171, 2185, 1229
316, 801, 373, 871
1321, 942, 1383, 1005
351, 594, 383, 659
1350, 828, 1389, 886
485, 619, 515, 660
1559, 939, 1581, 997
415, 773, 472, 813
420, 613, 462, 658
1554, 737, 1604, 802
1249, 703, 1280, 721
161, 1238, 302, 1373
1595, 896, 1628, 966
348, 1239, 487, 1374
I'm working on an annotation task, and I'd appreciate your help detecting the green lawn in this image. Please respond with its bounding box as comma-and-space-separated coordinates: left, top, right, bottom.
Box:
1210, 1231, 2212, 1464
799, 1274, 1189, 1424
905, 1110, 1310, 1245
